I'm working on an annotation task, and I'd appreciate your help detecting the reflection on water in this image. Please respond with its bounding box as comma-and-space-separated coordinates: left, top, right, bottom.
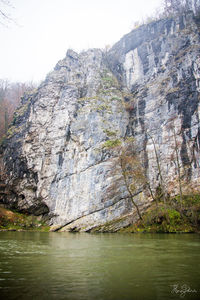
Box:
0, 232, 200, 300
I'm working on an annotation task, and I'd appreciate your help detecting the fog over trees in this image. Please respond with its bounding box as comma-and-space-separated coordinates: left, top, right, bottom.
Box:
0, 80, 37, 138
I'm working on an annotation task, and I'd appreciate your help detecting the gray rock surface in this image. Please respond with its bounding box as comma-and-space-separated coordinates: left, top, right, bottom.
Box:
0, 12, 200, 231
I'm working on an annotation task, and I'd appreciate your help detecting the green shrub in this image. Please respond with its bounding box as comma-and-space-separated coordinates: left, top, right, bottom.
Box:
0, 207, 49, 231
102, 139, 122, 149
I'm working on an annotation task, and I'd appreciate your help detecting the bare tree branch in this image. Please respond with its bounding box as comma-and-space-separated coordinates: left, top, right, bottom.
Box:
0, 0, 14, 26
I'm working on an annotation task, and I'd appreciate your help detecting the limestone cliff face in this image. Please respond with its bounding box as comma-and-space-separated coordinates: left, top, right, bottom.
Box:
107, 12, 200, 194
0, 12, 200, 231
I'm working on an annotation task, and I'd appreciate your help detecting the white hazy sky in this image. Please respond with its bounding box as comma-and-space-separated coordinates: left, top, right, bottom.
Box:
0, 0, 162, 82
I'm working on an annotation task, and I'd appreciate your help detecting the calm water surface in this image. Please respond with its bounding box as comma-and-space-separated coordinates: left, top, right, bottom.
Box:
0, 232, 200, 300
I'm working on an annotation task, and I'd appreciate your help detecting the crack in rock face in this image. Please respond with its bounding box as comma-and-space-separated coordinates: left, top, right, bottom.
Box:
0, 12, 200, 231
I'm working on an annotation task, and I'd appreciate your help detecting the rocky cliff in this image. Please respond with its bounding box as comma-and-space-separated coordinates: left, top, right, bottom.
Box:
0, 12, 200, 231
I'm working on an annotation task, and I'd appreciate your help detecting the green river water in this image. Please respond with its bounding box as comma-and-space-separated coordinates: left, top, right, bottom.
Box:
0, 232, 199, 300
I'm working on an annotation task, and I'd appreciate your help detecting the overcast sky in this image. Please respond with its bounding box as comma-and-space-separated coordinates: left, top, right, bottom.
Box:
0, 0, 162, 83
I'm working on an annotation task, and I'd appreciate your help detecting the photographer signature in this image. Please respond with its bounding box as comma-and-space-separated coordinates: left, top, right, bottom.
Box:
171, 284, 197, 298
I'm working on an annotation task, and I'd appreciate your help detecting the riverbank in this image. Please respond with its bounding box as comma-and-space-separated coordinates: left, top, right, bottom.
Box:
120, 196, 200, 233
91, 194, 200, 233
1, 193, 200, 233
0, 207, 49, 232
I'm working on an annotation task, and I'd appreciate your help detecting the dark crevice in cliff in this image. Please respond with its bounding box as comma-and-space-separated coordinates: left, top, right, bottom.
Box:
166, 72, 199, 132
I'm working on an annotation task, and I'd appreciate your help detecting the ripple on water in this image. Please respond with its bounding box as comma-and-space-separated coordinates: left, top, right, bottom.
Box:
0, 232, 199, 300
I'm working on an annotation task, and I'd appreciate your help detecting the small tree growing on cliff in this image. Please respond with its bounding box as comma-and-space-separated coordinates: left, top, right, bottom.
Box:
106, 138, 148, 221
166, 117, 184, 208
147, 131, 167, 205
119, 143, 145, 220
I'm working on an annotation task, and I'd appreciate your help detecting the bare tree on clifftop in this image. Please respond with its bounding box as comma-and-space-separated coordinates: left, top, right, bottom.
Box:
0, 0, 14, 26
162, 0, 200, 16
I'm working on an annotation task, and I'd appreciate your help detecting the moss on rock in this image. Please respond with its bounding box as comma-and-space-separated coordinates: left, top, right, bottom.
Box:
102, 139, 122, 149
0, 207, 50, 232
120, 194, 200, 233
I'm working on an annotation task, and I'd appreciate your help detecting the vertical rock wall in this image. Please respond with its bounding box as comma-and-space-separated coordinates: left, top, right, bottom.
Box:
107, 12, 200, 196
0, 12, 200, 231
